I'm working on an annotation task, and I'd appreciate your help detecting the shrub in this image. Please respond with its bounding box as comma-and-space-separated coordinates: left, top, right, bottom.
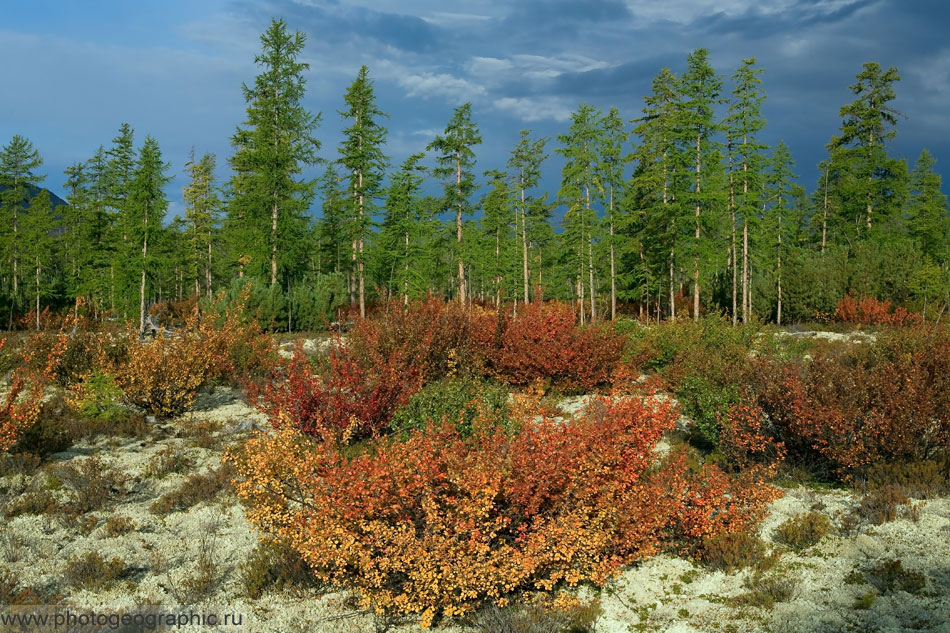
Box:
728, 573, 796, 609
775, 512, 831, 551
627, 315, 761, 445
390, 377, 512, 438
63, 552, 127, 590
240, 538, 320, 599
149, 463, 233, 515
857, 485, 917, 525
472, 301, 625, 392
868, 559, 926, 595
231, 396, 778, 625
472, 598, 601, 633
0, 332, 67, 452
835, 294, 922, 327
753, 327, 950, 478
66, 371, 126, 422
717, 402, 786, 472
860, 460, 950, 499
697, 531, 772, 574
247, 342, 424, 442
103, 515, 137, 538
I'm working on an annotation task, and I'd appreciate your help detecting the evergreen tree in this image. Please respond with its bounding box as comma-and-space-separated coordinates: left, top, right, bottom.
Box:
906, 149, 949, 264
677, 48, 724, 320
380, 153, 429, 304
830, 62, 902, 232
0, 135, 44, 302
478, 169, 515, 306
557, 104, 602, 324
631, 68, 681, 319
427, 103, 482, 305
597, 108, 630, 320
127, 136, 171, 334
762, 141, 796, 325
724, 58, 767, 322
507, 130, 548, 304
229, 18, 321, 285
338, 65, 388, 317
21, 191, 58, 328
315, 165, 347, 276
182, 151, 220, 297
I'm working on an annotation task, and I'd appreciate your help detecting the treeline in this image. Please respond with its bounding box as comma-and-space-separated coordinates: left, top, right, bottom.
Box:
1, 18, 948, 331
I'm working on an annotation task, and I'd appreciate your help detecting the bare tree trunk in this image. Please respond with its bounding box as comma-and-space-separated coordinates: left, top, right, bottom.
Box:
270, 198, 279, 286
669, 250, 675, 322
693, 132, 701, 321
404, 231, 409, 307
520, 170, 529, 304
456, 152, 466, 307
35, 258, 40, 331
609, 186, 616, 320
777, 209, 783, 326
585, 181, 596, 323
866, 129, 874, 230
821, 163, 829, 254
742, 221, 749, 322
730, 164, 737, 325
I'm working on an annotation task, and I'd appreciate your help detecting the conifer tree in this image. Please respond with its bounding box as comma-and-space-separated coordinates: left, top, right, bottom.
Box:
127, 136, 171, 334
906, 149, 949, 264
0, 135, 44, 301
339, 65, 388, 317
479, 169, 515, 306
229, 18, 321, 286
724, 58, 767, 323
557, 104, 602, 323
507, 130, 547, 304
21, 191, 58, 328
597, 108, 630, 320
182, 151, 220, 297
380, 153, 429, 305
428, 103, 481, 306
677, 48, 723, 320
315, 165, 347, 276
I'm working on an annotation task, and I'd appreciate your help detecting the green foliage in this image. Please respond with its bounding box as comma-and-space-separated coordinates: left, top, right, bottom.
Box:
868, 559, 926, 595
73, 371, 126, 422
390, 376, 513, 438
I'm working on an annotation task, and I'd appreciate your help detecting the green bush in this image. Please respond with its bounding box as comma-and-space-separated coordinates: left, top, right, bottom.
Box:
74, 372, 126, 422
390, 376, 513, 438
775, 512, 832, 551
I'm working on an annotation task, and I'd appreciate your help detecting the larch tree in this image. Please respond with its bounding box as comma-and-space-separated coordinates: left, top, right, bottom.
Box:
339, 65, 388, 318
632, 68, 681, 320
0, 135, 44, 301
762, 141, 796, 325
557, 103, 602, 324
229, 18, 321, 286
907, 149, 950, 264
182, 151, 220, 297
21, 190, 58, 329
507, 130, 547, 304
724, 58, 767, 323
677, 48, 723, 321
831, 62, 901, 232
479, 169, 515, 307
127, 136, 171, 335
428, 103, 481, 306
597, 107, 630, 320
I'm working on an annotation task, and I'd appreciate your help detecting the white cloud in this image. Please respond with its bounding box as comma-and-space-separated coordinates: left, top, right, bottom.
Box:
397, 72, 486, 101
493, 97, 573, 122
622, 0, 866, 23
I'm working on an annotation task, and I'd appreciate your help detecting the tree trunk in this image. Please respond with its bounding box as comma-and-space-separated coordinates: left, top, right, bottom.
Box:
456, 151, 466, 306
270, 198, 279, 285
729, 162, 737, 325
140, 201, 149, 336
821, 164, 829, 254
521, 170, 530, 304
742, 221, 749, 322
585, 180, 596, 323
609, 186, 616, 321
35, 258, 40, 331
693, 132, 701, 321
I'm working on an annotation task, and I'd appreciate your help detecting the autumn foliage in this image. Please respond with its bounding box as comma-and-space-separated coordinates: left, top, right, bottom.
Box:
834, 294, 921, 327
231, 396, 779, 625
752, 328, 950, 477
471, 301, 625, 391
0, 332, 67, 451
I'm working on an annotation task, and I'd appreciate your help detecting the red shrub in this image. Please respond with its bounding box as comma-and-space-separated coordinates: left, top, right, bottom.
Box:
231, 395, 779, 624
717, 401, 786, 473
473, 302, 625, 391
835, 295, 921, 327
754, 329, 950, 477
247, 340, 424, 442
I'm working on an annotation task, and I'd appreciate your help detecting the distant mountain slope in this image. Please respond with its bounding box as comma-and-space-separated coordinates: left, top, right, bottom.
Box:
0, 183, 68, 209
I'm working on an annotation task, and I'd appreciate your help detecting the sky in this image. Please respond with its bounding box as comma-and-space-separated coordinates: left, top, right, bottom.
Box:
1, 0, 948, 220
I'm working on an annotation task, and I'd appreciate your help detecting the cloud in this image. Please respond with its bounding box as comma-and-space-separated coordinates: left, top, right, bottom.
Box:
397, 72, 486, 102
493, 97, 573, 122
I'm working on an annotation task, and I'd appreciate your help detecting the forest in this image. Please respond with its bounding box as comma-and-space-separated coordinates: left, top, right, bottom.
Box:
1, 18, 947, 332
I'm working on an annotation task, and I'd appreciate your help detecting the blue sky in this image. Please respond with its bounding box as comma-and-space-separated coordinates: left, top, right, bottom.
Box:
2, 0, 948, 219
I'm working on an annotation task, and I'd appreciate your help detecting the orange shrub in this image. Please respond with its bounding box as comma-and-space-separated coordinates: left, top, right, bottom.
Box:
0, 332, 67, 451
106, 293, 271, 418
472, 302, 625, 391
835, 294, 921, 327
231, 395, 778, 625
